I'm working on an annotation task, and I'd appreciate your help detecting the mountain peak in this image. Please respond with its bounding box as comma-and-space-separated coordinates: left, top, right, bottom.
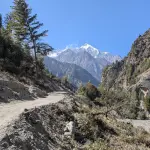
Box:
80, 43, 100, 58
48, 43, 121, 62
80, 43, 93, 49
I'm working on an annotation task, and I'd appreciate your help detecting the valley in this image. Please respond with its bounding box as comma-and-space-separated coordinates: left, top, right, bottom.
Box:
1, 0, 150, 150
45, 44, 121, 86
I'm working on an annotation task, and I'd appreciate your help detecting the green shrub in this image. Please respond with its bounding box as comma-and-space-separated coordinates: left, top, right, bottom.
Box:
85, 83, 100, 100
77, 84, 86, 96
96, 89, 140, 119
77, 83, 100, 100
144, 96, 150, 112
98, 84, 105, 94
85, 139, 110, 150
61, 76, 68, 84
44, 68, 55, 79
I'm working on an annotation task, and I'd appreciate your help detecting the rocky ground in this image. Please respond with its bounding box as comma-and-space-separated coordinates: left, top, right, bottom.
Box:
0, 71, 74, 103
1, 94, 150, 150
119, 119, 150, 133
0, 91, 66, 141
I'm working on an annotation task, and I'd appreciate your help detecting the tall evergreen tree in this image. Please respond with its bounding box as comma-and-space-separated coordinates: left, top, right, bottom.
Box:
0, 14, 2, 33
0, 15, 11, 62
4, 13, 13, 36
11, 0, 27, 45
11, 0, 52, 61
0, 14, 3, 57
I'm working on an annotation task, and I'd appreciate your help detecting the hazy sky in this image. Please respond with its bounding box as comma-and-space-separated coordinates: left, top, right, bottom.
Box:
1, 0, 150, 57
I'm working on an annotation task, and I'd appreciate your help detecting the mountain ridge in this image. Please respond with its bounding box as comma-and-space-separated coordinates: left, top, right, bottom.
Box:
47, 44, 121, 82
44, 56, 100, 87
101, 29, 150, 118
102, 30, 150, 91
49, 43, 121, 63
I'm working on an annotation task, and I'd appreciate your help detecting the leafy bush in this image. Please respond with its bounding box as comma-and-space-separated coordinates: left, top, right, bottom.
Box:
77, 83, 100, 100
61, 76, 69, 84
0, 33, 23, 67
144, 96, 150, 112
44, 68, 56, 79
77, 84, 86, 96
85, 83, 100, 100
96, 88, 140, 119
85, 139, 110, 150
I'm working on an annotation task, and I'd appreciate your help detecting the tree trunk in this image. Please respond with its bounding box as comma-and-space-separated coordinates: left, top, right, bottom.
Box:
33, 39, 38, 78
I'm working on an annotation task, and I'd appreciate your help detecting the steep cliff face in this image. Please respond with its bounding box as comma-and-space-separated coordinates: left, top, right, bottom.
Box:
102, 29, 150, 94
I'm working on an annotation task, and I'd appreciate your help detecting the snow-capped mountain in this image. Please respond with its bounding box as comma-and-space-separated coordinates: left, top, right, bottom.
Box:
46, 43, 121, 82
80, 43, 100, 58
49, 43, 121, 63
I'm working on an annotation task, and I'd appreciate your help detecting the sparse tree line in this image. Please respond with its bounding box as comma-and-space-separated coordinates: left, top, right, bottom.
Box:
0, 0, 53, 73
77, 83, 149, 119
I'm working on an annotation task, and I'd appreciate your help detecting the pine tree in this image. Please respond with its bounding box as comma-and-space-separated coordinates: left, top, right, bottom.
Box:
11, 0, 28, 45
0, 14, 2, 26
0, 14, 10, 62
0, 14, 3, 57
11, 0, 52, 61
0, 14, 2, 34
0, 13, 23, 65
4, 13, 13, 37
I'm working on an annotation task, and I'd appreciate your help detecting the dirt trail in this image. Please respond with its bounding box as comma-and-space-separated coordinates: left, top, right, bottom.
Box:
0, 91, 66, 139
119, 119, 150, 133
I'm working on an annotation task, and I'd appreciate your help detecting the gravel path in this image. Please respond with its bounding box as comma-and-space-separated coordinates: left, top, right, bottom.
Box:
119, 119, 150, 133
0, 91, 66, 139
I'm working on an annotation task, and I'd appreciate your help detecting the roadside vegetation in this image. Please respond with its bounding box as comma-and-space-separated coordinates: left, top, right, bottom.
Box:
77, 83, 145, 119
75, 84, 150, 149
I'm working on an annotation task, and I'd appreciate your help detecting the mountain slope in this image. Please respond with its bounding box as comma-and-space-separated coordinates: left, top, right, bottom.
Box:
101, 29, 150, 118
55, 50, 104, 80
48, 44, 121, 81
102, 29, 150, 92
44, 57, 100, 86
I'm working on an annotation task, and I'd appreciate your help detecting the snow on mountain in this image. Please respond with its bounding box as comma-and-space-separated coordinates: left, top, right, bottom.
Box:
80, 43, 100, 58
48, 49, 67, 58
48, 43, 121, 63
102, 52, 109, 55
100, 52, 122, 63
46, 43, 122, 82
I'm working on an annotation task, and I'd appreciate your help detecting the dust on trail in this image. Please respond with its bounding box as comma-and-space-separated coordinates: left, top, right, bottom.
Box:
119, 119, 150, 133
0, 91, 66, 139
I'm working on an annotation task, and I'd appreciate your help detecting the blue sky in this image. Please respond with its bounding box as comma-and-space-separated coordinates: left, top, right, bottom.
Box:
1, 0, 150, 57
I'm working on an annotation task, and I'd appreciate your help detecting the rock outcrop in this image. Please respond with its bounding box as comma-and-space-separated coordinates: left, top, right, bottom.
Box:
102, 29, 150, 93
101, 29, 150, 117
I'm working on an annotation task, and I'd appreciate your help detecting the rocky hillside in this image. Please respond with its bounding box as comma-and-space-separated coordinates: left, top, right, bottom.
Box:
44, 57, 100, 87
0, 54, 74, 103
0, 70, 72, 103
101, 29, 150, 118
102, 29, 150, 93
1, 94, 150, 150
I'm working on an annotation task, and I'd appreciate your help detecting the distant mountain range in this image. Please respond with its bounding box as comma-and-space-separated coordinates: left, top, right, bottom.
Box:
44, 43, 121, 86
44, 57, 100, 86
